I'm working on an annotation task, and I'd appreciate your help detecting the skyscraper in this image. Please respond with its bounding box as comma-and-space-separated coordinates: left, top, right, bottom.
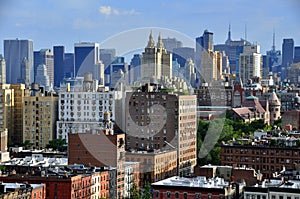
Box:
239, 45, 262, 84
74, 42, 100, 77
0, 55, 6, 84
173, 47, 195, 68
110, 57, 128, 90
162, 37, 183, 52
141, 32, 172, 81
20, 57, 30, 85
94, 60, 105, 86
4, 39, 34, 84
35, 64, 50, 90
34, 49, 54, 87
64, 53, 74, 78
195, 30, 214, 84
53, 46, 65, 87
196, 30, 214, 52
214, 25, 249, 75
282, 38, 294, 67
263, 32, 281, 76
100, 49, 116, 87
184, 58, 196, 87
130, 54, 142, 83
294, 46, 300, 63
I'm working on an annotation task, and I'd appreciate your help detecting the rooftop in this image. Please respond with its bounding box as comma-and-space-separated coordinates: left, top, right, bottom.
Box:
152, 176, 245, 189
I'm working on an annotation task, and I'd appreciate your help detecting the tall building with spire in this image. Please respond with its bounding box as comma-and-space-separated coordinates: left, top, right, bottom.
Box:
225, 23, 232, 45
141, 32, 172, 81
214, 25, 249, 76
263, 31, 281, 77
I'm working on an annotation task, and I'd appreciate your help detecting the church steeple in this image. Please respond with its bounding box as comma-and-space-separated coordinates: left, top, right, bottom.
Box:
225, 23, 232, 44
157, 33, 164, 49
147, 31, 155, 48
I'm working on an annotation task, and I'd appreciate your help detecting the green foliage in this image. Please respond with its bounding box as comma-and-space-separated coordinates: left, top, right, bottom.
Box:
129, 182, 140, 199
197, 117, 270, 166
274, 118, 282, 128
21, 140, 34, 149
141, 182, 152, 199
46, 139, 67, 152
0, 165, 6, 171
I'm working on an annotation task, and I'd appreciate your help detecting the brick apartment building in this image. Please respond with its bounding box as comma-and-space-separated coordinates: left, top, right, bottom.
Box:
68, 130, 125, 198
125, 84, 197, 176
126, 150, 177, 186
0, 171, 109, 199
0, 182, 46, 199
151, 176, 244, 199
221, 144, 300, 179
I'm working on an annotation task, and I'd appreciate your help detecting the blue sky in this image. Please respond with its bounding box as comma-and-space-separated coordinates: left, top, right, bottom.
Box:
0, 0, 299, 57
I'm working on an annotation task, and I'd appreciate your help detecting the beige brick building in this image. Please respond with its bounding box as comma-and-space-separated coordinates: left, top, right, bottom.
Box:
0, 84, 28, 146
126, 150, 177, 186
23, 86, 58, 149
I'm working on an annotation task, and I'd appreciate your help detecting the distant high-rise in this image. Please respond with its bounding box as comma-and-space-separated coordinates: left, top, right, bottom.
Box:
173, 47, 195, 68
214, 25, 249, 75
35, 64, 50, 90
294, 46, 300, 63
74, 42, 100, 77
34, 49, 54, 86
195, 30, 214, 84
19, 57, 30, 85
53, 46, 65, 87
64, 53, 74, 78
100, 49, 116, 86
196, 30, 214, 52
184, 58, 196, 87
130, 54, 142, 83
264, 32, 281, 76
282, 38, 294, 67
110, 57, 128, 89
0, 55, 6, 84
239, 45, 262, 84
141, 33, 172, 81
201, 50, 223, 81
94, 60, 105, 86
162, 37, 183, 52
4, 39, 34, 84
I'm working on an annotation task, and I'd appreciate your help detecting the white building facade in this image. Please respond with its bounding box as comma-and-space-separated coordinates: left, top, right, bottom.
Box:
56, 91, 115, 142
239, 45, 262, 84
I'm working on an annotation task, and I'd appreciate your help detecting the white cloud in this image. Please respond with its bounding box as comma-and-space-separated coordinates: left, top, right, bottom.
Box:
99, 6, 139, 16
99, 6, 112, 16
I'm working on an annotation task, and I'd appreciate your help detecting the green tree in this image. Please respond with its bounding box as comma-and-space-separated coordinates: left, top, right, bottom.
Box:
0, 165, 6, 172
46, 139, 67, 152
141, 182, 152, 199
129, 182, 140, 199
21, 140, 34, 149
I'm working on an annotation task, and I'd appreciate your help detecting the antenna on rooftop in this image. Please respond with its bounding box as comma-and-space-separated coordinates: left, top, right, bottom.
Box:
272, 28, 276, 51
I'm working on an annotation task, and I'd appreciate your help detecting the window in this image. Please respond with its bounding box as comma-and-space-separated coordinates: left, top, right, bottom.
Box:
196, 193, 201, 199
184, 192, 187, 199
167, 191, 171, 198
155, 191, 159, 198
175, 192, 179, 199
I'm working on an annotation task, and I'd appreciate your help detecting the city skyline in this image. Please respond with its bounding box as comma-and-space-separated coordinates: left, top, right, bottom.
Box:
0, 0, 299, 56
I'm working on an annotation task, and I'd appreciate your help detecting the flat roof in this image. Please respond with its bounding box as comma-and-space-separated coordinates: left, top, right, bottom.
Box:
152, 176, 233, 189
